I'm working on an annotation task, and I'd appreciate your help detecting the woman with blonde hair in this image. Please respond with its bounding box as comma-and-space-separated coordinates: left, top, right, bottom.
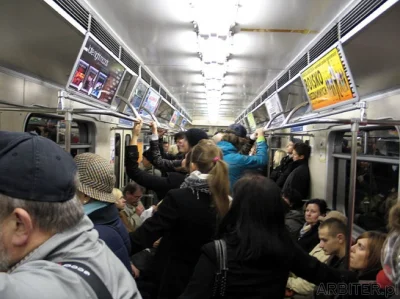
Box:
129, 139, 230, 298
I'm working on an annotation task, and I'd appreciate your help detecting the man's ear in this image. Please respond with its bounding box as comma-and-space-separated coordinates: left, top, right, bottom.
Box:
11, 208, 33, 246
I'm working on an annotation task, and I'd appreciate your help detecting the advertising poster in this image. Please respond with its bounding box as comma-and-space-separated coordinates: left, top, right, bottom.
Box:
169, 110, 180, 128
247, 112, 256, 132
181, 118, 188, 128
126, 81, 148, 115
110, 136, 115, 164
139, 88, 160, 118
265, 93, 285, 128
300, 47, 356, 110
68, 36, 125, 105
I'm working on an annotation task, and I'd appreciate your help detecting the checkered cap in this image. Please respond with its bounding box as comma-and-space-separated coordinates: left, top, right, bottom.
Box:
74, 153, 116, 203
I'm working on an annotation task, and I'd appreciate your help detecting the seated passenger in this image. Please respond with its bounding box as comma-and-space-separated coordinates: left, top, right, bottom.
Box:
126, 120, 186, 200
180, 175, 356, 298
283, 187, 305, 239
149, 122, 208, 173
74, 153, 133, 275
129, 139, 230, 299
281, 142, 311, 199
0, 131, 140, 298
298, 199, 328, 253
271, 140, 294, 183
213, 127, 268, 188
113, 188, 126, 210
120, 182, 145, 233
286, 211, 347, 298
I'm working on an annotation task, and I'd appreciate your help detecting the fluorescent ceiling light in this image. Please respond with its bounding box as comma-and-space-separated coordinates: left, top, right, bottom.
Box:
198, 35, 232, 63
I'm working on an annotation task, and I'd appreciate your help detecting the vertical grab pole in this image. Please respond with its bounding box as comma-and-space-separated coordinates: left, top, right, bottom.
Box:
267, 134, 273, 177
64, 111, 72, 153
345, 119, 359, 270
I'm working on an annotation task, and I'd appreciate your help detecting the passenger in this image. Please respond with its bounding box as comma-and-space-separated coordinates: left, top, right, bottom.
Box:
120, 182, 145, 232
140, 150, 161, 207
126, 120, 186, 200
0, 131, 140, 298
282, 142, 312, 199
162, 141, 169, 153
286, 211, 347, 298
271, 140, 295, 183
150, 122, 208, 173
113, 187, 126, 210
129, 139, 230, 299
74, 153, 133, 275
179, 175, 356, 298
168, 143, 179, 156
227, 123, 257, 155
272, 149, 287, 169
283, 187, 305, 239
213, 127, 268, 188
298, 199, 328, 252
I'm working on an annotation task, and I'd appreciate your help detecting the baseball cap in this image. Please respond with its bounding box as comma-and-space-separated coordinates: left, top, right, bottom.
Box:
0, 131, 77, 202
228, 124, 247, 138
74, 153, 116, 203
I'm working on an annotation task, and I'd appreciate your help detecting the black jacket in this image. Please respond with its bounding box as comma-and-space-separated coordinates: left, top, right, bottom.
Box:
125, 145, 185, 200
298, 222, 320, 253
179, 237, 357, 299
129, 188, 217, 299
150, 139, 182, 173
89, 204, 132, 275
282, 159, 311, 199
285, 209, 305, 240
271, 155, 293, 183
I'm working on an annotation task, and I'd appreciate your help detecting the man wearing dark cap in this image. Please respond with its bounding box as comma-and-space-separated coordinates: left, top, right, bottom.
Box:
148, 122, 208, 173
0, 131, 141, 299
228, 123, 247, 138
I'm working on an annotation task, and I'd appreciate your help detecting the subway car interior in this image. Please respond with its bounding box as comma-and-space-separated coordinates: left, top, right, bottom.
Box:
1, 0, 400, 298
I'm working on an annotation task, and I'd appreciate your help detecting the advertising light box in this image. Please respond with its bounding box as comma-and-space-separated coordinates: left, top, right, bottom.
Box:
169, 110, 180, 128
300, 44, 358, 111
247, 112, 256, 132
68, 35, 125, 105
265, 93, 285, 128
125, 80, 148, 115
139, 88, 161, 118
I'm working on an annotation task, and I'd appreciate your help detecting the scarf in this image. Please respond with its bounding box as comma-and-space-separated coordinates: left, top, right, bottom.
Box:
180, 170, 211, 199
298, 223, 312, 239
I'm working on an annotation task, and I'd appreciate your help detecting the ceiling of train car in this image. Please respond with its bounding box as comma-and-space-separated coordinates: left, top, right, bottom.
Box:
79, 0, 354, 123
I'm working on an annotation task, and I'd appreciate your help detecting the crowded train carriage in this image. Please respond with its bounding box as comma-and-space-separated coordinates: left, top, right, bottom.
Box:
1, 0, 400, 298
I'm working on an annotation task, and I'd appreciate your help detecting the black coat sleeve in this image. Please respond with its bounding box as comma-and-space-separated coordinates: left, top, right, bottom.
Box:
179, 244, 216, 299
290, 241, 357, 285
150, 139, 182, 172
129, 192, 179, 254
240, 139, 256, 155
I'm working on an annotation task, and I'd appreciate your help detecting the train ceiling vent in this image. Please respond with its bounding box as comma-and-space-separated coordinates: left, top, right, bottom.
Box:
160, 88, 167, 99
151, 80, 160, 92
90, 18, 120, 58
340, 0, 388, 37
166, 94, 172, 104
141, 69, 151, 85
309, 24, 338, 62
267, 84, 276, 97
262, 91, 268, 101
121, 48, 140, 75
289, 54, 308, 78
53, 0, 90, 29
277, 71, 290, 88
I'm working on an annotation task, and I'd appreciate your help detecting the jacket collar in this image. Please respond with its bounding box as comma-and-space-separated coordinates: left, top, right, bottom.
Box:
217, 141, 238, 154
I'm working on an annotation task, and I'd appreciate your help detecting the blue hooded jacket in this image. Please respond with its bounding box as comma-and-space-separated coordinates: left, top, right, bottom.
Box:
217, 139, 268, 189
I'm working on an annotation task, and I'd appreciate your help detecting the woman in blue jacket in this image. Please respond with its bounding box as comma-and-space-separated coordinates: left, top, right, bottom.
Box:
214, 127, 268, 189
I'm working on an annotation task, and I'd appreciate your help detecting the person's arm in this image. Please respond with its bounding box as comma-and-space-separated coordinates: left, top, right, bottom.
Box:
149, 122, 182, 172
129, 191, 179, 254
239, 128, 269, 168
239, 133, 256, 155
179, 246, 216, 299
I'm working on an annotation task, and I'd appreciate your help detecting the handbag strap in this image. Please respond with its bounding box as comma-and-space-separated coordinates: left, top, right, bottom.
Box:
60, 261, 113, 299
212, 239, 229, 297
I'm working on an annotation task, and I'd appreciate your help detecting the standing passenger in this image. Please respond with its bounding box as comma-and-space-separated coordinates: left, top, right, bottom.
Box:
0, 131, 141, 299
271, 140, 295, 183
129, 139, 230, 299
74, 153, 133, 275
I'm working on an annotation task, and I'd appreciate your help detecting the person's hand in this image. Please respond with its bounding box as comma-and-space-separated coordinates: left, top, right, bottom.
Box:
131, 263, 140, 278
255, 128, 264, 138
157, 128, 167, 137
153, 238, 161, 248
133, 119, 143, 137
151, 205, 158, 215
150, 121, 158, 135
136, 205, 145, 216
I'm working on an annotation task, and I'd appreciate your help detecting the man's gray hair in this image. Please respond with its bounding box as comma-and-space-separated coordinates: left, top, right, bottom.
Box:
0, 194, 84, 233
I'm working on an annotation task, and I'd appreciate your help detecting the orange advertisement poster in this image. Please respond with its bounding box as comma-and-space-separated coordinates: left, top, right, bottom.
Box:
301, 47, 356, 110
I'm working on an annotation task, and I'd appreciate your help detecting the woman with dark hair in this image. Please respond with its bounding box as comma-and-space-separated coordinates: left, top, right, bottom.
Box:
179, 176, 356, 298
297, 198, 328, 252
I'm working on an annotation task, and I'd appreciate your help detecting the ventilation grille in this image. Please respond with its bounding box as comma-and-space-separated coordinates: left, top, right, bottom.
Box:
166, 94, 172, 103
121, 48, 140, 74
90, 19, 120, 58
267, 84, 276, 97
340, 0, 387, 37
277, 71, 290, 88
160, 88, 167, 98
289, 54, 308, 77
309, 24, 338, 61
262, 91, 268, 100
141, 69, 151, 85
53, 0, 89, 29
151, 80, 160, 92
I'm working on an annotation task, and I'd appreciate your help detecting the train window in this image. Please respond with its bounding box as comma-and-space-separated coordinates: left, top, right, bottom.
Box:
332, 127, 399, 232
25, 114, 92, 157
